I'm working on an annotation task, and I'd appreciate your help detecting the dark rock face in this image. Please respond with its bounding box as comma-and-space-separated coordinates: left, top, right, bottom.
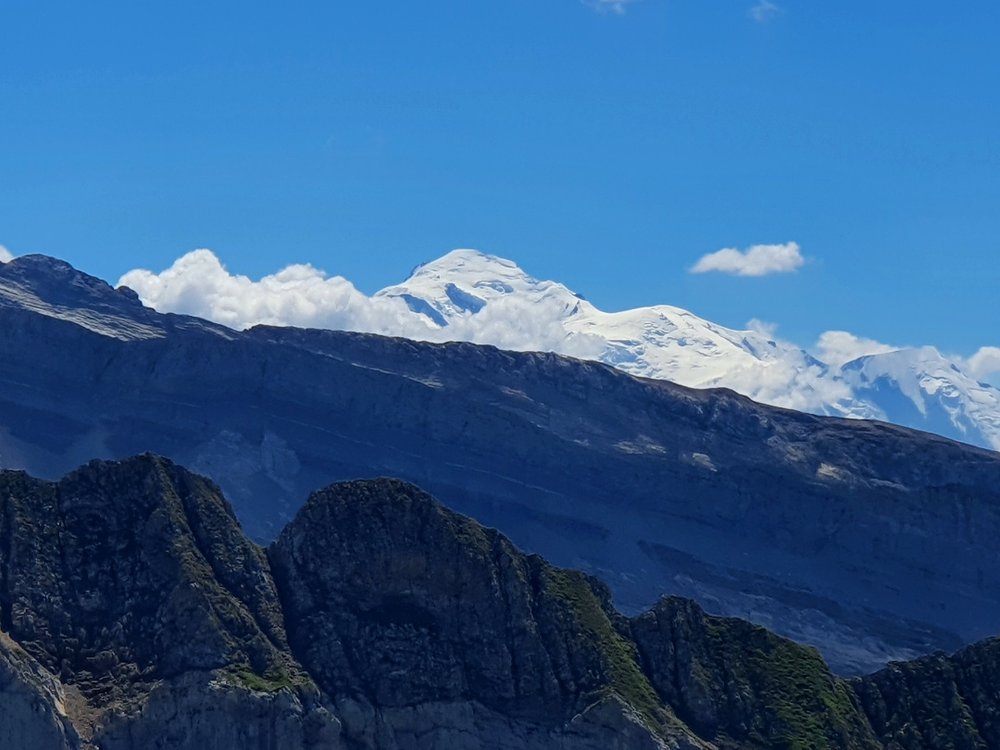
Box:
854, 637, 1000, 750
0, 456, 341, 749
3, 255, 1000, 674
3, 457, 1000, 749
0, 456, 293, 702
268, 479, 703, 748
631, 598, 880, 750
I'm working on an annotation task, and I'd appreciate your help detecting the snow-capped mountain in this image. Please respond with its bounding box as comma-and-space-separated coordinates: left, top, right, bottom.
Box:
376, 250, 999, 451
377, 250, 861, 416
840, 347, 1000, 451
114, 247, 999, 452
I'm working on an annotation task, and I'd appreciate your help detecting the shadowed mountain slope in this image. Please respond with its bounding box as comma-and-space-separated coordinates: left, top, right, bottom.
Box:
2, 255, 1000, 674
3, 456, 998, 749
0, 455, 338, 749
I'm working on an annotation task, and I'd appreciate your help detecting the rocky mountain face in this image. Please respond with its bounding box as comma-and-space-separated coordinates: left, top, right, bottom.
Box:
3, 455, 1000, 750
0, 455, 339, 750
855, 636, 1000, 750
270, 477, 703, 750
3, 255, 1000, 675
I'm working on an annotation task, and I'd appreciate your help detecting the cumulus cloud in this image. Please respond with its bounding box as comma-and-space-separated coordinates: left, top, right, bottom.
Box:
749, 0, 780, 23
814, 330, 898, 368
707, 358, 856, 415
690, 242, 804, 277
965, 347, 1000, 384
118, 250, 604, 360
582, 0, 639, 15
119, 250, 417, 335
0, 245, 12, 263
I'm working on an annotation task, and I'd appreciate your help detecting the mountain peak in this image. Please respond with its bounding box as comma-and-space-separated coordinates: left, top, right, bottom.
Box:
368, 250, 1000, 448
0, 253, 164, 339
0, 253, 231, 342
404, 248, 540, 294
377, 249, 582, 326
2, 253, 120, 298
412, 248, 524, 274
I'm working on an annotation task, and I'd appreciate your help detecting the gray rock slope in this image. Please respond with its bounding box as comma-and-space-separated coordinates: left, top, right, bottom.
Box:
2, 255, 1000, 674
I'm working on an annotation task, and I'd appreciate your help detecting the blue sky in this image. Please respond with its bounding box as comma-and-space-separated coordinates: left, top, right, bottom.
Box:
1, 0, 997, 356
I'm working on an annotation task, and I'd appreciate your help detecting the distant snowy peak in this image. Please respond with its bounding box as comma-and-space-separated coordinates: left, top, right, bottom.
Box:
376, 249, 585, 325
377, 249, 851, 415
375, 249, 998, 450
840, 347, 1000, 450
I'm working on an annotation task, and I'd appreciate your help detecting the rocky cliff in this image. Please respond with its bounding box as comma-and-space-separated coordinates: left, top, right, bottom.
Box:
269, 478, 704, 749
3, 255, 1000, 674
854, 636, 1000, 750
3, 456, 1000, 749
0, 455, 340, 749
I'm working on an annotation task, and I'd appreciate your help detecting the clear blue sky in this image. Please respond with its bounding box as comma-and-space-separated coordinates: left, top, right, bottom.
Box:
1, 1, 997, 352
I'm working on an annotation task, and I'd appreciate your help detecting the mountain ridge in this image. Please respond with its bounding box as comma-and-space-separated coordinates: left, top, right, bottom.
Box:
16, 248, 998, 451
3, 254, 1000, 676
3, 455, 1000, 749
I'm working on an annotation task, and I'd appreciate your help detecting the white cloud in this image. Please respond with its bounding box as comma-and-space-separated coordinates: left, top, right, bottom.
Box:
965, 346, 1000, 384
690, 242, 804, 277
582, 0, 639, 15
118, 250, 604, 360
120, 250, 429, 335
746, 318, 779, 338
0, 245, 12, 263
707, 358, 855, 415
814, 330, 898, 368
749, 0, 780, 23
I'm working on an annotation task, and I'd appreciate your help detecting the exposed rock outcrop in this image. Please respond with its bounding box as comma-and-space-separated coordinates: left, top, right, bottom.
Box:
0, 632, 81, 750
269, 479, 706, 749
0, 456, 342, 749
854, 636, 1000, 750
4, 457, 1000, 749
631, 597, 879, 750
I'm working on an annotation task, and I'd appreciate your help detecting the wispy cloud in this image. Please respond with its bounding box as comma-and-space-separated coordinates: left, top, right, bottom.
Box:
749, 0, 780, 23
0, 245, 12, 263
966, 347, 1000, 384
690, 242, 804, 277
746, 318, 779, 338
814, 331, 899, 368
582, 0, 639, 15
